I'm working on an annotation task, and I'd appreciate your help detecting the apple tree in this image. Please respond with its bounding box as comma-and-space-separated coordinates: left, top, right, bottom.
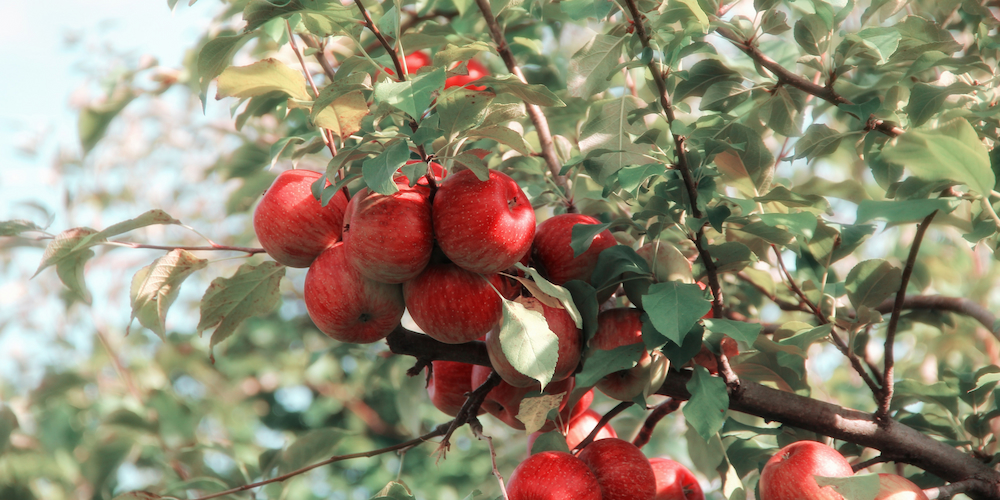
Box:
2, 0, 1000, 498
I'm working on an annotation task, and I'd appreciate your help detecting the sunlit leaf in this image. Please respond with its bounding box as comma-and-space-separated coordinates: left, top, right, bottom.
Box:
198, 261, 285, 352
129, 250, 209, 340
499, 299, 559, 388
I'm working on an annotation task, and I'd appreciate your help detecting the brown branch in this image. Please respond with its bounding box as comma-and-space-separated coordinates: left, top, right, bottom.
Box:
874, 295, 998, 339
299, 34, 338, 83
471, 420, 510, 500
386, 326, 492, 367
773, 244, 827, 323
632, 398, 681, 449
655, 370, 1000, 499
353, 0, 405, 80
105, 241, 266, 255
572, 401, 633, 452
926, 479, 985, 500
188, 421, 452, 500
288, 21, 339, 157
713, 27, 902, 138
877, 210, 936, 423
471, 0, 573, 210
852, 454, 895, 472
829, 328, 883, 396
437, 370, 502, 456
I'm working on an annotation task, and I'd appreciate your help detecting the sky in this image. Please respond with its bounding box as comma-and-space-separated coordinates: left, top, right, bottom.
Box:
0, 1, 222, 388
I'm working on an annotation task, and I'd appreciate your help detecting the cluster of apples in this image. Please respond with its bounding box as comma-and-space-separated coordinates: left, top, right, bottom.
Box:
508, 438, 704, 500
760, 441, 930, 500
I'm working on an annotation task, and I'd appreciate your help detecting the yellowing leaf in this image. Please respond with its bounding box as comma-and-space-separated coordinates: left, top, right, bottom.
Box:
313, 91, 370, 140
198, 262, 285, 353
129, 250, 209, 340
216, 58, 310, 101
517, 392, 565, 434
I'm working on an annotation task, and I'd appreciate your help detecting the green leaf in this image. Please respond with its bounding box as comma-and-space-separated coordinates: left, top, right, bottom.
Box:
372, 481, 416, 500
195, 32, 251, 97
567, 34, 626, 98
362, 141, 411, 195
312, 91, 369, 140
128, 250, 209, 340
472, 75, 566, 107
589, 245, 650, 293
579, 96, 651, 183
516, 264, 584, 329
700, 81, 751, 113
79, 88, 136, 154
676, 0, 709, 24
570, 221, 613, 258
499, 299, 560, 388
764, 87, 802, 137
703, 319, 760, 346
880, 118, 994, 196
0, 219, 43, 237
530, 431, 571, 454
0, 404, 18, 452
794, 14, 831, 56
437, 89, 495, 142
845, 259, 902, 309
618, 164, 667, 195
560, 0, 614, 20
855, 199, 959, 224
113, 493, 164, 500
466, 125, 533, 157
374, 68, 446, 119
794, 124, 846, 160
684, 366, 729, 442
643, 282, 712, 344
216, 58, 310, 101
675, 60, 742, 102
278, 428, 345, 474
517, 392, 565, 434
755, 186, 830, 213
814, 475, 880, 500
577, 343, 646, 387
197, 261, 286, 352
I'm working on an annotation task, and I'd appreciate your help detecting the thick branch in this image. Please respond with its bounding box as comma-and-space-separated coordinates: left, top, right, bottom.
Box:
878, 210, 936, 422
471, 0, 572, 208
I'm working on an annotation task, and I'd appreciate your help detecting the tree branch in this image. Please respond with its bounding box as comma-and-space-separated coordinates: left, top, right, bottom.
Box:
572, 401, 633, 452
875, 295, 999, 340
471, 0, 573, 210
877, 210, 936, 423
104, 241, 266, 255
353, 0, 405, 79
632, 398, 681, 449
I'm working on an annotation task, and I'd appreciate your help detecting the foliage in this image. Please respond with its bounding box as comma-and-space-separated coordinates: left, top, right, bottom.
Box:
2, 0, 1000, 499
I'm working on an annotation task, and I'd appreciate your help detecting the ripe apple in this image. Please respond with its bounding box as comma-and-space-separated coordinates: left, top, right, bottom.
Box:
471, 365, 574, 431
577, 437, 657, 500
304, 242, 404, 343
432, 169, 535, 274
531, 213, 618, 285
507, 451, 602, 500
873, 474, 929, 500
252, 169, 348, 268
759, 441, 854, 500
590, 308, 653, 401
567, 388, 594, 422
565, 408, 617, 450
485, 296, 582, 386
403, 263, 506, 344
341, 184, 434, 283
650, 458, 704, 500
383, 52, 432, 77
425, 360, 485, 417
445, 59, 489, 90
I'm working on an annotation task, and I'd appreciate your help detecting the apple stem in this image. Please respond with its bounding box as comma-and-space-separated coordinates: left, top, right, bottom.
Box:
572, 401, 633, 454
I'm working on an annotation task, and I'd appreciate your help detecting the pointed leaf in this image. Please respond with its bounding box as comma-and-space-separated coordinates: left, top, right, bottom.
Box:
567, 34, 626, 98
846, 259, 902, 309
198, 261, 285, 350
881, 118, 993, 196
643, 282, 712, 344
499, 299, 559, 388
129, 250, 209, 340
472, 75, 565, 107
703, 319, 761, 346
0, 219, 42, 237
684, 366, 729, 442
518, 392, 565, 434
362, 141, 411, 195
373, 68, 446, 119
313, 91, 369, 140
216, 58, 310, 101
278, 428, 345, 474
577, 343, 646, 387
515, 264, 583, 329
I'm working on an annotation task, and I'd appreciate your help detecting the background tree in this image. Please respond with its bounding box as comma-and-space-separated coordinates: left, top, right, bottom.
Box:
2, 0, 1000, 499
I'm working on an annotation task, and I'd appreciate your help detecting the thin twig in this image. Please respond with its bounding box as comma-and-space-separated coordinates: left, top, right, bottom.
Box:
877, 210, 937, 423
632, 398, 681, 449
772, 244, 826, 323
299, 34, 338, 83
104, 241, 266, 254
829, 329, 882, 396
471, 420, 510, 500
287, 21, 339, 157
572, 401, 633, 452
96, 329, 144, 402
438, 370, 502, 457
471, 0, 573, 210
188, 422, 452, 500
353, 0, 405, 79
852, 454, 894, 472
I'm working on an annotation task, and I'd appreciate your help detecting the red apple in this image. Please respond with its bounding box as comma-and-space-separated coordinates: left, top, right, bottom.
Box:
341, 184, 434, 283
471, 365, 574, 431
577, 438, 657, 500
432, 169, 535, 274
304, 242, 404, 343
425, 360, 484, 417
252, 169, 348, 268
759, 441, 854, 500
531, 213, 618, 285
567, 388, 594, 422
507, 451, 602, 500
403, 263, 506, 344
486, 296, 582, 386
650, 458, 704, 500
565, 408, 617, 450
691, 337, 740, 375
874, 474, 929, 500
383, 52, 432, 77
590, 308, 653, 401
446, 59, 489, 90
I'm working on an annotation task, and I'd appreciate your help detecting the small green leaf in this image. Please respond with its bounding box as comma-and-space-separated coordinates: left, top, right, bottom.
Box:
703, 319, 760, 346
129, 250, 209, 340
195, 32, 250, 99
0, 219, 43, 237
499, 299, 559, 388
198, 261, 286, 351
472, 75, 566, 107
794, 14, 831, 56
675, 60, 742, 102
567, 34, 626, 98
373, 68, 446, 119
466, 125, 533, 157
643, 282, 712, 344
570, 221, 612, 258
794, 124, 846, 161
684, 366, 729, 442
814, 474, 880, 500
855, 199, 958, 224
881, 118, 994, 196
79, 88, 136, 154
437, 89, 495, 141
216, 58, 310, 101
372, 480, 416, 500
362, 141, 411, 195
516, 264, 584, 329
589, 245, 650, 293
278, 428, 345, 475
845, 259, 902, 309
577, 343, 645, 387
700, 81, 750, 113
530, 431, 571, 454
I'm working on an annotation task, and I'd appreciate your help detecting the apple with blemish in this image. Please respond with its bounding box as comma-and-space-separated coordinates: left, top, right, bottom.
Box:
303, 242, 404, 343
252, 169, 348, 268
432, 168, 535, 274
342, 183, 434, 284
